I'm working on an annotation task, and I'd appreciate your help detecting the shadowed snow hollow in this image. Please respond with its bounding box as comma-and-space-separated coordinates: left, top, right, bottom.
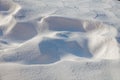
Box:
0, 0, 21, 15
4, 21, 38, 42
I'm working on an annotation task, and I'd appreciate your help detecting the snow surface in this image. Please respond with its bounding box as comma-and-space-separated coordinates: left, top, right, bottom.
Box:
0, 0, 120, 80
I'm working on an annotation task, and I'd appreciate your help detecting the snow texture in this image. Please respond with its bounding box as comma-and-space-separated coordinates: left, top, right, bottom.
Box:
0, 0, 120, 80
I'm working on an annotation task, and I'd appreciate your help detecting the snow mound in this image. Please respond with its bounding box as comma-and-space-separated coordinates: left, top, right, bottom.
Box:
0, 15, 119, 64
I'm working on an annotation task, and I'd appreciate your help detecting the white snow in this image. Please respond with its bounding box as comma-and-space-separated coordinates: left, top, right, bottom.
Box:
0, 0, 120, 80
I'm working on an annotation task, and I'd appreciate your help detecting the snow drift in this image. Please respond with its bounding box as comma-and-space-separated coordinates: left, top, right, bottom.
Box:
0, 0, 120, 80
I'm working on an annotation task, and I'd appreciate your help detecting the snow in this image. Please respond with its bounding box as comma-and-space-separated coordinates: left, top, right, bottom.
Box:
0, 0, 120, 80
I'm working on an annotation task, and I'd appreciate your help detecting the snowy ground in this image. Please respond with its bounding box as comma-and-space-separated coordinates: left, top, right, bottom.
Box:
0, 0, 120, 80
